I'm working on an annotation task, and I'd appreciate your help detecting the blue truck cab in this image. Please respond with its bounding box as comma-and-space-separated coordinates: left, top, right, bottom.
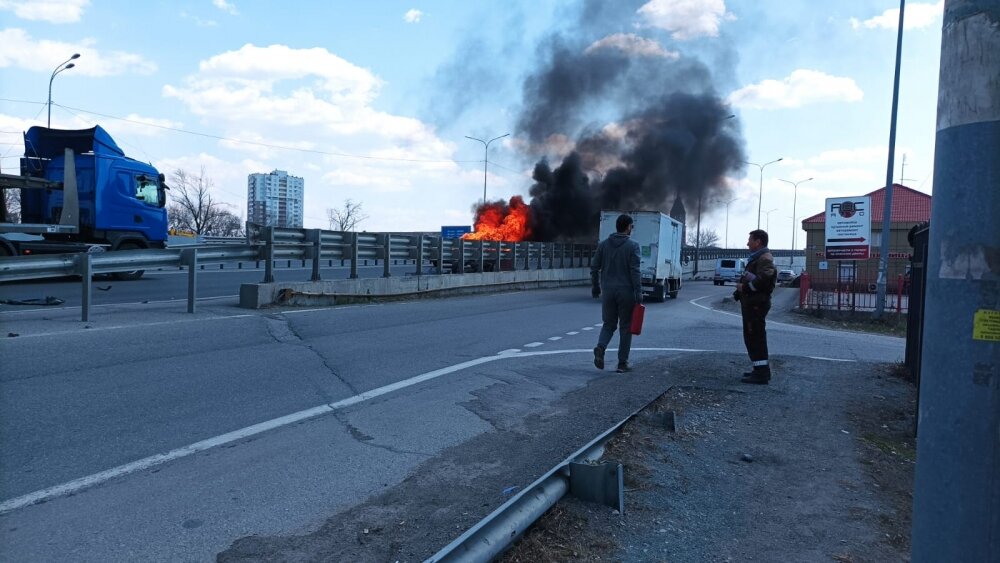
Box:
1, 126, 169, 277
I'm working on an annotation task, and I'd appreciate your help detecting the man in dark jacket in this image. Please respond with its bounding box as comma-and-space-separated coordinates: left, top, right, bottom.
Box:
734, 229, 777, 384
591, 214, 642, 373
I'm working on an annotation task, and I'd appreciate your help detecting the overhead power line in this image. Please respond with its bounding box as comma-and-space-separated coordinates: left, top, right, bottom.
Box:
0, 98, 483, 165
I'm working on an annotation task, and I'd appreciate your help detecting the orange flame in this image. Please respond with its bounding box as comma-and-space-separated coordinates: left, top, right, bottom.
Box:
462, 195, 533, 241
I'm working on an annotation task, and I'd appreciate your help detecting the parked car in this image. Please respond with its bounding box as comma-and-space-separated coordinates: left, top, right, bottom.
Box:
777, 269, 796, 284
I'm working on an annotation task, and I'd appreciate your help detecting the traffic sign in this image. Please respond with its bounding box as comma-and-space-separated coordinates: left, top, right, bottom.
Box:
441, 225, 472, 240
824, 196, 871, 260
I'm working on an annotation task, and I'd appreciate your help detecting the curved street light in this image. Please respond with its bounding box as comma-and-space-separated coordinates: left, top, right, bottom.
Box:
779, 177, 814, 265
744, 157, 783, 229
48, 53, 81, 128
764, 207, 779, 232
465, 133, 509, 205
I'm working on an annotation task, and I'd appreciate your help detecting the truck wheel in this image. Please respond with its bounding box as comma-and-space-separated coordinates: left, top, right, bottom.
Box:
112, 242, 145, 280
651, 283, 666, 303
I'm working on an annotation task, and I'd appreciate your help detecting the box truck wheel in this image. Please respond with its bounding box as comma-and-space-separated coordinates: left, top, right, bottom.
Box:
112, 242, 145, 280
650, 283, 666, 303
669, 280, 679, 299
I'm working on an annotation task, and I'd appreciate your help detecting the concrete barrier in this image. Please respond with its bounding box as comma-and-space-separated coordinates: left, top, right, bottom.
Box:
239, 268, 591, 308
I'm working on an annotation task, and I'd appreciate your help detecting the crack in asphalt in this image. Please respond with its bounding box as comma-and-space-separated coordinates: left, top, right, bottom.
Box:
334, 412, 431, 457
266, 314, 360, 398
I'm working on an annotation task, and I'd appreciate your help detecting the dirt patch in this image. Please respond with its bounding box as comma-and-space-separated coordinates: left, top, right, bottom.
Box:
500, 356, 917, 562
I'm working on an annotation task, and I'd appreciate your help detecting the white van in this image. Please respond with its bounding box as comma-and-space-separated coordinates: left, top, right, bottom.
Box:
713, 258, 746, 286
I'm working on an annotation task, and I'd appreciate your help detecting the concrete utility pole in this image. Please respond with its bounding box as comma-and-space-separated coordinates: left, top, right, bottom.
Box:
911, 1, 999, 562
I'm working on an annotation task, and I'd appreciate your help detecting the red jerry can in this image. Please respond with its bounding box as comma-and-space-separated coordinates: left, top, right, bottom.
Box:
630, 303, 645, 335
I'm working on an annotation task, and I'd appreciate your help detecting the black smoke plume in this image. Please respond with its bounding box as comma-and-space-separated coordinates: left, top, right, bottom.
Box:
515, 4, 746, 242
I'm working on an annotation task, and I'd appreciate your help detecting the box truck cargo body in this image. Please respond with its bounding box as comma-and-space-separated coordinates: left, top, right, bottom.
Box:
598, 210, 683, 302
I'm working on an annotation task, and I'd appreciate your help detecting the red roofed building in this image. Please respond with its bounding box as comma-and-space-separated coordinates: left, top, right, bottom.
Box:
801, 184, 931, 288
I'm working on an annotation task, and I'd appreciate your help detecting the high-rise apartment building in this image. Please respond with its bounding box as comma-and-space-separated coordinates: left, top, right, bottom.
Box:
247, 169, 304, 228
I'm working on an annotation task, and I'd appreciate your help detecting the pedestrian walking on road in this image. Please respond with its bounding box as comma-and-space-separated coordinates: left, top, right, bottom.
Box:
733, 229, 777, 384
591, 214, 642, 373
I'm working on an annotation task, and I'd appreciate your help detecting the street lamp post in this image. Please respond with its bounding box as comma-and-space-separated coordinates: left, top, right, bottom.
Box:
764, 207, 779, 232
465, 133, 509, 205
717, 197, 738, 248
744, 158, 783, 229
48, 53, 81, 128
779, 177, 813, 267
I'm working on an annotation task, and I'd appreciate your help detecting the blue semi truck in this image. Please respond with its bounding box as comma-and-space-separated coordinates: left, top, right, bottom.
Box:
0, 126, 169, 279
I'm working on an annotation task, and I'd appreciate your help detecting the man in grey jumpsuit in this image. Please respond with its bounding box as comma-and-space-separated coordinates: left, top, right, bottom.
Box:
591, 213, 643, 373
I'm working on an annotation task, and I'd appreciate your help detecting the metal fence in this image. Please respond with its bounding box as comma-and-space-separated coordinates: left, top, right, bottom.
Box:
798, 272, 911, 314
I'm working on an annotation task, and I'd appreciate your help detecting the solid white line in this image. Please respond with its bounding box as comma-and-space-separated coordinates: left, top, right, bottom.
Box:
808, 356, 858, 362
0, 346, 713, 515
524, 342, 544, 348
548, 336, 562, 341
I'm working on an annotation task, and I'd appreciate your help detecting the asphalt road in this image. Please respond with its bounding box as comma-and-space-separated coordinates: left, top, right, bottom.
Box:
0, 282, 904, 561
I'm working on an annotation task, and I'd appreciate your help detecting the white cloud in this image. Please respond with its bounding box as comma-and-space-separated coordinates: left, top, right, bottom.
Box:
585, 33, 679, 58
0, 29, 157, 76
637, 0, 732, 40
213, 0, 239, 15
850, 1, 943, 30
0, 0, 89, 24
180, 11, 218, 27
727, 69, 863, 110
404, 9, 423, 23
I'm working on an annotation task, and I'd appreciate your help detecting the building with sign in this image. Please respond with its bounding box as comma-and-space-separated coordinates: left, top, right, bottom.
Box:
801, 184, 931, 289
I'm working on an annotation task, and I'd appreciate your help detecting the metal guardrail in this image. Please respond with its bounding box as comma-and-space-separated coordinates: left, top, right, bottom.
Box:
0, 225, 595, 321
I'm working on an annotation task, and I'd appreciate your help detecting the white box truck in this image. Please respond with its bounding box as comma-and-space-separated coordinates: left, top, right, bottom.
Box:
598, 210, 684, 302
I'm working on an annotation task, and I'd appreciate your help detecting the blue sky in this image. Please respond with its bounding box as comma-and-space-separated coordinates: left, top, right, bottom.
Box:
0, 0, 943, 248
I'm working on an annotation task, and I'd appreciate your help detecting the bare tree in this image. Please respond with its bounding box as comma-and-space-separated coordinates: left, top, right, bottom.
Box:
326, 199, 368, 231
1, 188, 19, 223
687, 228, 720, 248
167, 167, 238, 235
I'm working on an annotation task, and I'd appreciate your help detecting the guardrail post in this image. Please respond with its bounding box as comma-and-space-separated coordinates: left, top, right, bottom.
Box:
263, 226, 275, 283
182, 248, 198, 313
559, 243, 565, 268
416, 235, 424, 277
436, 237, 445, 275
536, 242, 543, 270
350, 232, 359, 279
458, 239, 466, 274
308, 229, 322, 281
478, 240, 485, 273
77, 253, 92, 322
383, 234, 391, 278
511, 241, 517, 272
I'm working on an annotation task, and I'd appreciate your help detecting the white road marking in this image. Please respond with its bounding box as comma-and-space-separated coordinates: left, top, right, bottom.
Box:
593, 323, 602, 327
582, 327, 594, 331
497, 349, 521, 355
548, 336, 562, 341
687, 295, 902, 340
807, 356, 858, 362
524, 342, 544, 347
566, 331, 579, 335
0, 346, 712, 515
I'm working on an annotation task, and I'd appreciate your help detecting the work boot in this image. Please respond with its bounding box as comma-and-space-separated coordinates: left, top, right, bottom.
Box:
741, 367, 771, 385
616, 362, 632, 373
593, 345, 605, 370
